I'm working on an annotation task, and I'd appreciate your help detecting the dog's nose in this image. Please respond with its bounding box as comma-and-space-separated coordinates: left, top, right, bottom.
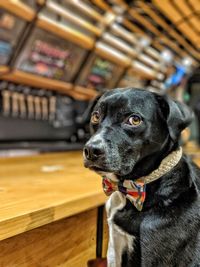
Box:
83, 144, 104, 161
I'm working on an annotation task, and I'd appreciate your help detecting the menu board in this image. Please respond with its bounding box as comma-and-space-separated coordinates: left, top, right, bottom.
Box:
76, 53, 124, 91
0, 10, 25, 64
15, 28, 87, 82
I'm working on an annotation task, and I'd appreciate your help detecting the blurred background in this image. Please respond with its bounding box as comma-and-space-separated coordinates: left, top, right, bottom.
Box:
0, 1, 200, 267
0, 0, 199, 156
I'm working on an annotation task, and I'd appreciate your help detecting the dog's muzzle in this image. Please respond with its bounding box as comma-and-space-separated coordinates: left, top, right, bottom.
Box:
83, 143, 105, 161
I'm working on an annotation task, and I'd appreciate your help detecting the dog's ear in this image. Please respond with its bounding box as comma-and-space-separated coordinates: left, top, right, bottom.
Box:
155, 94, 194, 141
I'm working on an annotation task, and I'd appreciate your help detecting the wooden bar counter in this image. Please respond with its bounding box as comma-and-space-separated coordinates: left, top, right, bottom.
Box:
0, 148, 199, 267
0, 151, 107, 267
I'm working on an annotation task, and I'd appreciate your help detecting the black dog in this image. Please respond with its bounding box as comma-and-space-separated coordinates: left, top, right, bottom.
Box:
83, 88, 200, 267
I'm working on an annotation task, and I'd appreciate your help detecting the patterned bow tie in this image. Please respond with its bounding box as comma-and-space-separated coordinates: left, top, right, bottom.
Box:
102, 147, 183, 211
103, 177, 146, 211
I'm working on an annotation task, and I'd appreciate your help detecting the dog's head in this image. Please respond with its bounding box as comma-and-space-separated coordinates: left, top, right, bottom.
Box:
83, 88, 193, 177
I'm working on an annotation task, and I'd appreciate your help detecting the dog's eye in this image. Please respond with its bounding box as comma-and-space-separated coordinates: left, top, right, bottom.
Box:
91, 111, 101, 124
126, 115, 142, 126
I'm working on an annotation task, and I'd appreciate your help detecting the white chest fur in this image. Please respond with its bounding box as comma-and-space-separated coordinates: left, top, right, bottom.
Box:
106, 191, 135, 267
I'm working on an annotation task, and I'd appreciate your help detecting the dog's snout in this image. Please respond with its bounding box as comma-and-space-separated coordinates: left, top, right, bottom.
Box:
83, 143, 104, 161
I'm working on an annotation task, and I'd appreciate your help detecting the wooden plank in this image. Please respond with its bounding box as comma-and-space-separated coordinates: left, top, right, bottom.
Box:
136, 1, 199, 61
37, 15, 94, 50
160, 37, 187, 57
113, 0, 128, 9
0, 208, 99, 267
129, 9, 160, 36
47, 0, 102, 36
0, 0, 35, 21
177, 0, 193, 16
178, 22, 199, 46
0, 151, 106, 241
102, 209, 109, 257
92, 0, 112, 12
0, 65, 9, 74
95, 42, 131, 67
1, 70, 72, 94
102, 33, 137, 57
137, 1, 171, 31
67, 89, 97, 101
189, 15, 200, 32
132, 61, 157, 79
122, 17, 182, 63
122, 18, 145, 35
188, 0, 200, 11
70, 0, 104, 22
0, 70, 96, 100
153, 0, 183, 23
111, 23, 138, 45
37, 0, 46, 5
74, 86, 98, 98
153, 0, 200, 50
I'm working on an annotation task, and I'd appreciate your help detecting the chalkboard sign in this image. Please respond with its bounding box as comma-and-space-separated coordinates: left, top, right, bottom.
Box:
15, 28, 87, 82
76, 53, 124, 91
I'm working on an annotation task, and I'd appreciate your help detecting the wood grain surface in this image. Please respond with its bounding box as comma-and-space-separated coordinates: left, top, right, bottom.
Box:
0, 151, 106, 241
0, 148, 199, 242
0, 208, 98, 267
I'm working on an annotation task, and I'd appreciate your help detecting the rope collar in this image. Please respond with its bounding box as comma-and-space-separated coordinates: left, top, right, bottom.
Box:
102, 147, 183, 211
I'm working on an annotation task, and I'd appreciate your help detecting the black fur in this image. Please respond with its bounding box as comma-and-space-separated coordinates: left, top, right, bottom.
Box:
84, 88, 200, 266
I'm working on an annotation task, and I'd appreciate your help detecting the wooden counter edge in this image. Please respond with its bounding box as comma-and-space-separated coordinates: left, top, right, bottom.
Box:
0, 191, 107, 242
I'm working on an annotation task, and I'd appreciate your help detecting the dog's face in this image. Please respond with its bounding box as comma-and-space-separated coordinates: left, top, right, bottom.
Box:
83, 88, 192, 177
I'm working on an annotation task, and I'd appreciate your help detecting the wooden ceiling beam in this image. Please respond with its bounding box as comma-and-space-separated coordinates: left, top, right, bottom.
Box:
136, 1, 199, 60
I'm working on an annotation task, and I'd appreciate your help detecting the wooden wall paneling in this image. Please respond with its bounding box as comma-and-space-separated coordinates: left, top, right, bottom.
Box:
189, 15, 200, 33
188, 0, 200, 11
127, 7, 184, 62
153, 0, 182, 23
0, 208, 98, 267
136, 1, 200, 61
171, 0, 200, 47
178, 22, 199, 46
175, 0, 193, 17
129, 9, 161, 36
133, 1, 198, 61
153, 0, 200, 49
122, 18, 145, 35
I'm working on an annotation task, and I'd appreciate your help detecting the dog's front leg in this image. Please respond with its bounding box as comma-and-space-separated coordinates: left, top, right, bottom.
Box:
106, 191, 135, 267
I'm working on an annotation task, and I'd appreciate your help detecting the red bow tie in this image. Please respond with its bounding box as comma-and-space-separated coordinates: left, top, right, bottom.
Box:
102, 176, 146, 211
